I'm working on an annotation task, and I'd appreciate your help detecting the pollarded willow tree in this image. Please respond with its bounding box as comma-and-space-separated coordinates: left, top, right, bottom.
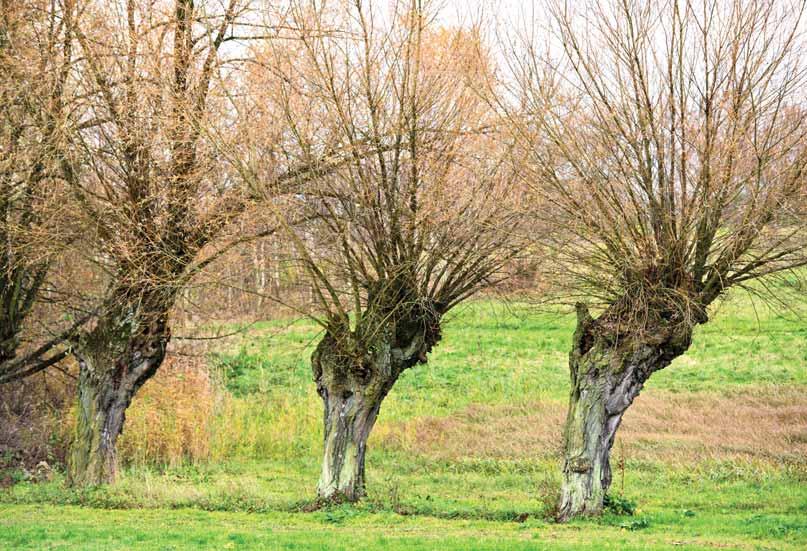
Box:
61, 0, 293, 485
64, 0, 354, 486
0, 0, 85, 385
62, 0, 249, 485
268, 0, 526, 503
505, 0, 807, 520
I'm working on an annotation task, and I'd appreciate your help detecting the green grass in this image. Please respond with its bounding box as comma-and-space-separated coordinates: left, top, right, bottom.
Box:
2, 503, 805, 550
1, 293, 806, 549
215, 295, 807, 409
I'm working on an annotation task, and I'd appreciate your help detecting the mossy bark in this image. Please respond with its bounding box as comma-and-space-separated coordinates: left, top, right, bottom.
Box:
67, 315, 169, 486
68, 362, 128, 486
317, 385, 384, 501
557, 304, 694, 521
313, 313, 438, 503
557, 346, 627, 520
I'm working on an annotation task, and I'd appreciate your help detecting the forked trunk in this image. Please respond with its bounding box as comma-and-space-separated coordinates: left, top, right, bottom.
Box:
557, 304, 694, 521
67, 316, 169, 486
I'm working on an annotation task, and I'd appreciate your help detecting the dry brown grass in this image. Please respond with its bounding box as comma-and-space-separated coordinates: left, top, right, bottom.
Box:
378, 388, 807, 467
115, 355, 217, 468
32, 354, 219, 471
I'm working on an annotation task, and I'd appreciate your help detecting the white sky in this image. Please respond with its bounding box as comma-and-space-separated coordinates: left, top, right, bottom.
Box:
435, 0, 543, 28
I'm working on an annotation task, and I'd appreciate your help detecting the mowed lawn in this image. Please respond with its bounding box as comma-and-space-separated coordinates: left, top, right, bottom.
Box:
1, 294, 806, 550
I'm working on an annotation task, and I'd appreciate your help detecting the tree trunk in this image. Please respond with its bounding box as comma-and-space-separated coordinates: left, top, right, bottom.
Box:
317, 387, 383, 501
312, 321, 433, 503
68, 362, 129, 486
556, 304, 694, 521
254, 241, 266, 310
557, 354, 626, 520
67, 315, 169, 486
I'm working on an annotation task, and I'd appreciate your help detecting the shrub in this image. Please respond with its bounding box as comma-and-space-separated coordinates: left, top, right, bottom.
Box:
0, 371, 75, 478
603, 493, 637, 516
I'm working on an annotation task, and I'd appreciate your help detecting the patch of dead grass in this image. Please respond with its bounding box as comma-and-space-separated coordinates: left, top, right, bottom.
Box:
116, 355, 216, 467
377, 387, 807, 467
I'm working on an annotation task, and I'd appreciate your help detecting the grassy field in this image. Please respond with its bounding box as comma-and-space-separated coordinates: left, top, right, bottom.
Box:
1, 295, 806, 550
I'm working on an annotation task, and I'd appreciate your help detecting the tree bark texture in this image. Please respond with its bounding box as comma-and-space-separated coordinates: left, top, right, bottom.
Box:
557, 303, 695, 521
67, 312, 170, 486
313, 310, 440, 503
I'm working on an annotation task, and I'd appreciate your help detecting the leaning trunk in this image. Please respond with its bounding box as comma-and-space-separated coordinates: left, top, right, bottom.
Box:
67, 314, 170, 486
557, 352, 626, 520
557, 304, 694, 521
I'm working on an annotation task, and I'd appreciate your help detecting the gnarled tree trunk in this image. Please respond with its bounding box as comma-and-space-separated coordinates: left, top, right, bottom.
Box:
67, 315, 169, 486
68, 362, 128, 486
312, 319, 436, 503
557, 304, 695, 521
317, 383, 386, 501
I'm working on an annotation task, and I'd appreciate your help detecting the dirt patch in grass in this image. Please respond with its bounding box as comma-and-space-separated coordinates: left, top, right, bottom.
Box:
378, 387, 807, 466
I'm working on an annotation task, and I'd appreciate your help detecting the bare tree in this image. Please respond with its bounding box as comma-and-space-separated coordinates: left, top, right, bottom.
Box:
266, 0, 525, 503
62, 0, 359, 487
62, 0, 259, 485
505, 0, 807, 520
0, 0, 84, 386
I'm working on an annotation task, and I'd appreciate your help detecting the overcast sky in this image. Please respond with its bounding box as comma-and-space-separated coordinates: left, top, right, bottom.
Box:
436, 0, 540, 27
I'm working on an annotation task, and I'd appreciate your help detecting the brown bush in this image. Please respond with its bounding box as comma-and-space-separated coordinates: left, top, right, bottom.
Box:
52, 354, 218, 470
